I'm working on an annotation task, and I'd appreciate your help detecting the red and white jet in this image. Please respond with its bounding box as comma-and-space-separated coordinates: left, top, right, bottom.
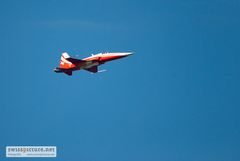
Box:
54, 52, 133, 76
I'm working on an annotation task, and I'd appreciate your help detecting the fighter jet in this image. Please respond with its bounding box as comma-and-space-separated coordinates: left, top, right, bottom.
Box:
54, 52, 133, 76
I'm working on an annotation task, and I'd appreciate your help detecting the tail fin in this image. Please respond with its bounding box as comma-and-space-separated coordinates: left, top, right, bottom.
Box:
60, 52, 74, 69
62, 52, 70, 59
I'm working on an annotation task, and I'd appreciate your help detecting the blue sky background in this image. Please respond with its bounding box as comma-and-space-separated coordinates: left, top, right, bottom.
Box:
0, 0, 240, 160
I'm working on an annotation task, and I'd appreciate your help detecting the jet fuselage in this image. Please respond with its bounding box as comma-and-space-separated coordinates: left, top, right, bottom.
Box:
54, 52, 133, 75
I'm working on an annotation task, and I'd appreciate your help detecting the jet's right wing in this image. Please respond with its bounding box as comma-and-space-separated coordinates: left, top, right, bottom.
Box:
84, 66, 98, 73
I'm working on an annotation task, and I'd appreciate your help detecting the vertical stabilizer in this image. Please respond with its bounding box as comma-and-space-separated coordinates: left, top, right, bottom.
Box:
60, 52, 73, 69
62, 52, 70, 58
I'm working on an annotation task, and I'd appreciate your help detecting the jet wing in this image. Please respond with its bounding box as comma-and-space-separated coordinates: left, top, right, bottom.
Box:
66, 57, 86, 65
84, 66, 98, 73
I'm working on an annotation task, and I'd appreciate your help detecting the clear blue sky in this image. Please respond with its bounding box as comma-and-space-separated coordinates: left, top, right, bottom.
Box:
0, 0, 240, 160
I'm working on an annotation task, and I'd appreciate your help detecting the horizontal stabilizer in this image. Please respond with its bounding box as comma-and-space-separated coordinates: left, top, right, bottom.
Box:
64, 71, 72, 76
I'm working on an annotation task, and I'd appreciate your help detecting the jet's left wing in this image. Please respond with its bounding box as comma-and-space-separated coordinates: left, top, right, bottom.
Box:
84, 66, 98, 73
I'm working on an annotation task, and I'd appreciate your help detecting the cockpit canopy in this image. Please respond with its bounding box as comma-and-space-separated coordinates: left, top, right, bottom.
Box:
92, 52, 109, 56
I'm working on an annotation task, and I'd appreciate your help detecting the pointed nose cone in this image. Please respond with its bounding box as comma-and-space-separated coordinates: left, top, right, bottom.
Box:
124, 52, 134, 56
101, 52, 134, 62
117, 52, 134, 57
